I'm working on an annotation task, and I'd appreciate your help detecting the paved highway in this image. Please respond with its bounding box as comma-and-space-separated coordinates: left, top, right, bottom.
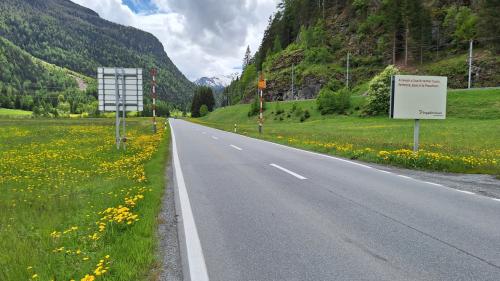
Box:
169, 119, 500, 281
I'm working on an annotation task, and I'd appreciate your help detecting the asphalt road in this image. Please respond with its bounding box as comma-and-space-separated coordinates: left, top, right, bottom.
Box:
169, 119, 500, 281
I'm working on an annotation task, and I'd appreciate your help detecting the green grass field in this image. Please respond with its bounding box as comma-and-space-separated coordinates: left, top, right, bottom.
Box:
0, 118, 169, 281
0, 108, 32, 118
194, 89, 500, 175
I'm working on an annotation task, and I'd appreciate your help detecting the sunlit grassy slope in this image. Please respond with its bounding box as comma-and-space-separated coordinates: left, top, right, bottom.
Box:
0, 108, 32, 117
194, 89, 500, 175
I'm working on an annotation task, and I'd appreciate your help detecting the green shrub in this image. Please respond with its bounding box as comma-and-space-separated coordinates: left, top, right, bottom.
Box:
304, 47, 331, 64
317, 85, 351, 115
275, 101, 285, 115
363, 65, 400, 116
199, 104, 209, 117
248, 95, 266, 117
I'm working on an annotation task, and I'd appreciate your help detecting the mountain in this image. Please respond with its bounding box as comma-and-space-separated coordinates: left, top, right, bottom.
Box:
224, 0, 500, 104
194, 74, 238, 93
0, 0, 194, 107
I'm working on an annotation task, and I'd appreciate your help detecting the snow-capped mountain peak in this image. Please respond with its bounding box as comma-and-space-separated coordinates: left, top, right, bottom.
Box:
194, 73, 239, 92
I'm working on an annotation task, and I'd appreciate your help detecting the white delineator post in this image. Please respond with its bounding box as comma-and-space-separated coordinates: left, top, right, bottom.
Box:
151, 68, 157, 133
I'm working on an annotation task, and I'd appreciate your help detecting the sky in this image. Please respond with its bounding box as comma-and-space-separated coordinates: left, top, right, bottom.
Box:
71, 0, 278, 81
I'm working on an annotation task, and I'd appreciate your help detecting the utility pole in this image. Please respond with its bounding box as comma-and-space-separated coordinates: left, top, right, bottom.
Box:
468, 39, 473, 89
346, 52, 350, 89
150, 68, 157, 133
405, 25, 409, 66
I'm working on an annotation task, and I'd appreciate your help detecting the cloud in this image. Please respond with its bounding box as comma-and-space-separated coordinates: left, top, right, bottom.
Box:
71, 0, 278, 80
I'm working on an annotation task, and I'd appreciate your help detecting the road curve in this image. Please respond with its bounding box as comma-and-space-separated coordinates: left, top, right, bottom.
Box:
169, 119, 500, 281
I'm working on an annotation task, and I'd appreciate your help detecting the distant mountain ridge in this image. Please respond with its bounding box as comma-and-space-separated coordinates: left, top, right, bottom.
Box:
0, 0, 194, 107
194, 74, 239, 92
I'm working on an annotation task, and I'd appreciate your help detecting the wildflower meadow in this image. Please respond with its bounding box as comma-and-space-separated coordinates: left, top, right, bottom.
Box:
0, 118, 169, 281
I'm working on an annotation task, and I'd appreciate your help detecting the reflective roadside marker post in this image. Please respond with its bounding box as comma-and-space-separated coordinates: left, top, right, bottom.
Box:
390, 75, 447, 153
258, 73, 266, 134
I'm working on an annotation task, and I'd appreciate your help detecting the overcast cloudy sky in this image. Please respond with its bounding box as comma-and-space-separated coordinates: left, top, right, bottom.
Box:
71, 0, 278, 80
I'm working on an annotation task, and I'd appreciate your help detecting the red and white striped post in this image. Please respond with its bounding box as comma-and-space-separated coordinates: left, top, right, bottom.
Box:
150, 68, 157, 133
258, 73, 266, 134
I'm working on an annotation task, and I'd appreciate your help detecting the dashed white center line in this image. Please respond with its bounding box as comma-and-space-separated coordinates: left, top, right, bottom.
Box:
230, 145, 242, 151
270, 164, 307, 180
202, 132, 206, 135
455, 190, 475, 195
211, 136, 219, 140
492, 198, 500, 202
378, 170, 392, 174
397, 175, 413, 180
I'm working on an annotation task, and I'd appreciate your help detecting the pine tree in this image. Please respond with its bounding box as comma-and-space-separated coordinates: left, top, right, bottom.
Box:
243, 46, 251, 70
273, 36, 283, 53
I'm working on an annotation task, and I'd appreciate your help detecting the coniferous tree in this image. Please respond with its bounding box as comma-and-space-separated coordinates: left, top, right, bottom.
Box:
243, 46, 251, 70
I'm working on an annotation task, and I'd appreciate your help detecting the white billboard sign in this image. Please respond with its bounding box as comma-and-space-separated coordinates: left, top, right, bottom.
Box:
98, 67, 143, 112
390, 75, 447, 119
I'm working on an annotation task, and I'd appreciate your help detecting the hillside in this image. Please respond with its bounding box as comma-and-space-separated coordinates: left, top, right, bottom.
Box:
0, 0, 194, 107
194, 88, 500, 175
0, 36, 96, 113
223, 0, 500, 104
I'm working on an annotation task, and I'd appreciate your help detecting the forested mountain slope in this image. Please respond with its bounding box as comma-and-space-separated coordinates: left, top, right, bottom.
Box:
0, 0, 194, 107
225, 0, 500, 104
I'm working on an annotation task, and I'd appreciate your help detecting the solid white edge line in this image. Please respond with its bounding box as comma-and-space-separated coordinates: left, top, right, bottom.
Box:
424, 181, 444, 187
397, 175, 413, 180
211, 136, 219, 140
492, 198, 500, 202
270, 163, 307, 180
169, 121, 210, 281
455, 190, 476, 195
230, 144, 242, 151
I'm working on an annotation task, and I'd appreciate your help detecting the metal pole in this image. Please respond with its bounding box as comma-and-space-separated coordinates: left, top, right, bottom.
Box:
468, 39, 473, 89
346, 52, 350, 89
115, 68, 120, 149
122, 68, 126, 149
414, 119, 420, 152
151, 68, 157, 133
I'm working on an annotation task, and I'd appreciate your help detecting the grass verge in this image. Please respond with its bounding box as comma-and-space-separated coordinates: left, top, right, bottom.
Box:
0, 118, 170, 281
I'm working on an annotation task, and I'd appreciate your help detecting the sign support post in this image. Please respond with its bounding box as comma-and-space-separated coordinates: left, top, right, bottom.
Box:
115, 68, 121, 149
413, 119, 420, 152
121, 68, 127, 149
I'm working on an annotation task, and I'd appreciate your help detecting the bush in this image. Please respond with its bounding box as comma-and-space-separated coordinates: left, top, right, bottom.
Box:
274, 101, 284, 115
363, 65, 399, 116
317, 85, 351, 115
199, 104, 209, 117
248, 95, 266, 117
191, 86, 215, 117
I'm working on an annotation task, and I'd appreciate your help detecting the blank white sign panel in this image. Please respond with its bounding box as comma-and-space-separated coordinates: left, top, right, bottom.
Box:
97, 67, 144, 112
